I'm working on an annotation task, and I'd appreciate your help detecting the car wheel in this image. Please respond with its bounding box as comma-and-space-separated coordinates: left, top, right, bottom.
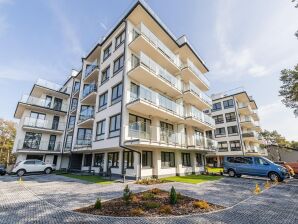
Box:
228, 169, 236, 177
44, 168, 52, 174
236, 174, 242, 178
269, 172, 281, 182
17, 169, 26, 177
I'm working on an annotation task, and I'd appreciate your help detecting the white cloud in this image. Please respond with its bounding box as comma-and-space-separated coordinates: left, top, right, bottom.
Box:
100, 22, 107, 31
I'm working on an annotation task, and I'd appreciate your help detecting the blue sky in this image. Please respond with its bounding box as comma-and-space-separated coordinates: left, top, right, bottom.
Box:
0, 0, 297, 140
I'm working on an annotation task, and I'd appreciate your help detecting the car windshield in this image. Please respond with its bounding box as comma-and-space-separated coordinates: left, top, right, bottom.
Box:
262, 157, 273, 164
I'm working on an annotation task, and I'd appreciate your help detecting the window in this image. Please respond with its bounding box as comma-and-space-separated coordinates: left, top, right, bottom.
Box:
124, 151, 134, 169
23, 132, 42, 149
213, 115, 224, 124
182, 153, 191, 167
160, 121, 174, 142
113, 54, 124, 74
48, 135, 56, 150
84, 154, 92, 166
255, 157, 269, 165
130, 82, 139, 100
229, 157, 252, 164
53, 98, 63, 111
98, 91, 108, 111
29, 112, 45, 128
73, 81, 80, 92
215, 127, 226, 137
109, 114, 121, 137
196, 153, 203, 166
77, 128, 92, 145
52, 116, 60, 130
45, 95, 52, 108
111, 82, 123, 104
225, 112, 236, 122
108, 152, 119, 167
65, 134, 73, 148
93, 153, 104, 168
103, 43, 112, 61
218, 141, 228, 151
115, 30, 125, 49
230, 140, 241, 151
68, 116, 76, 129
129, 114, 151, 137
95, 120, 106, 141
71, 98, 78, 111
24, 160, 35, 165
142, 151, 152, 168
30, 112, 46, 120
161, 152, 175, 168
79, 105, 94, 120
227, 126, 238, 135
212, 102, 222, 111
82, 83, 96, 98
223, 99, 234, 109
101, 66, 110, 84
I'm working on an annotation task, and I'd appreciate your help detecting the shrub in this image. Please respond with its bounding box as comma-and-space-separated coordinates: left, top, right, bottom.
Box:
144, 201, 161, 209
169, 186, 177, 205
159, 205, 172, 214
94, 198, 102, 209
136, 178, 166, 185
142, 192, 155, 200
131, 208, 144, 216
193, 200, 210, 209
131, 194, 139, 203
151, 188, 161, 194
123, 185, 132, 204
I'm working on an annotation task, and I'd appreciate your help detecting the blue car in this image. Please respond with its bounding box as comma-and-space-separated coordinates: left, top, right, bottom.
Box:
223, 156, 288, 182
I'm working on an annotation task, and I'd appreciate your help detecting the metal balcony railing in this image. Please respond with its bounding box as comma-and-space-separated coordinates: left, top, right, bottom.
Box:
182, 59, 210, 88
36, 79, 63, 91
79, 108, 94, 122
75, 139, 92, 146
17, 140, 61, 152
84, 61, 98, 79
185, 82, 212, 106
20, 95, 68, 112
23, 117, 65, 131
82, 83, 97, 98
186, 106, 215, 127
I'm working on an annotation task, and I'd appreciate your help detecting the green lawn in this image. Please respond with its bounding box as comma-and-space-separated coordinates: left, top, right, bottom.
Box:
161, 175, 222, 184
59, 173, 114, 184
206, 167, 223, 173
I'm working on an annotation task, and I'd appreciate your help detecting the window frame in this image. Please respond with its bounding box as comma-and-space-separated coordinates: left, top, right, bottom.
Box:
83, 154, 92, 167
111, 82, 123, 104
93, 153, 104, 168
161, 151, 175, 168
212, 114, 224, 124
218, 141, 228, 151
142, 151, 153, 168
95, 119, 106, 141
124, 151, 134, 169
103, 43, 112, 61
225, 112, 236, 122
212, 102, 222, 111
230, 140, 241, 151
98, 91, 108, 111
215, 127, 226, 137
113, 54, 124, 74
101, 66, 110, 85
227, 125, 239, 136
223, 99, 234, 109
108, 152, 119, 168
115, 30, 125, 50
181, 153, 191, 167
109, 114, 121, 137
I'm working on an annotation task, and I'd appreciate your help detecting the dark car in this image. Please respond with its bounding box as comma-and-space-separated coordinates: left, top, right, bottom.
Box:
0, 164, 6, 176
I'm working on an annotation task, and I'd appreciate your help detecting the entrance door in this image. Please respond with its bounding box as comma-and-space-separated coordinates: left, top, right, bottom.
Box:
69, 154, 83, 170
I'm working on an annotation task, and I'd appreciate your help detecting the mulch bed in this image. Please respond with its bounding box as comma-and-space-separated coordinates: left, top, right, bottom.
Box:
75, 188, 225, 217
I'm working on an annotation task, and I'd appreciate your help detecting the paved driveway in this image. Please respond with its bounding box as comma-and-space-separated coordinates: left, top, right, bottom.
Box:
0, 174, 297, 223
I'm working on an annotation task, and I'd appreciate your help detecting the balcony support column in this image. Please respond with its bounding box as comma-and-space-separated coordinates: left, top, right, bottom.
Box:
175, 150, 182, 176
152, 149, 160, 178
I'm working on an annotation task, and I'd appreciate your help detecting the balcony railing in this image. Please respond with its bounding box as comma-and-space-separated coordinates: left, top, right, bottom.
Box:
185, 82, 212, 106
23, 117, 65, 131
75, 139, 92, 146
193, 136, 217, 150
17, 140, 61, 152
130, 22, 181, 68
36, 79, 63, 92
242, 131, 258, 138
129, 52, 182, 91
82, 83, 97, 98
20, 95, 68, 112
183, 59, 210, 88
187, 106, 215, 127
84, 61, 98, 79
79, 108, 94, 122
129, 85, 184, 117
238, 103, 252, 111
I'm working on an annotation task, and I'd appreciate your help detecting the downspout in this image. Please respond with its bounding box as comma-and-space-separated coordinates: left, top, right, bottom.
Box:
118, 20, 142, 180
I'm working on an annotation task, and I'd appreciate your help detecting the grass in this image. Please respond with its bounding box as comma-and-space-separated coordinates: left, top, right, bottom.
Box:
206, 167, 223, 173
59, 173, 114, 184
161, 175, 222, 184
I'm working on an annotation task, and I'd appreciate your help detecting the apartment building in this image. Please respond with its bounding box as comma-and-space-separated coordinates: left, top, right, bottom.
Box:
205, 90, 267, 167
13, 0, 216, 179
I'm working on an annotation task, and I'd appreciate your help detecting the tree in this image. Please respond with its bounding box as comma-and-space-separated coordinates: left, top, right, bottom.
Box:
260, 129, 298, 149
291, 1, 298, 38
0, 119, 16, 166
279, 64, 298, 116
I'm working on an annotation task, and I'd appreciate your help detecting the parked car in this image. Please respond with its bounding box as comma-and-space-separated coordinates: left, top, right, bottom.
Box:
0, 164, 6, 176
286, 162, 298, 175
274, 161, 295, 177
12, 160, 55, 176
223, 156, 288, 182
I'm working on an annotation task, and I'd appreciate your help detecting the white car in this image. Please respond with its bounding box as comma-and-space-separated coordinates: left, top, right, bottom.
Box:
12, 160, 55, 176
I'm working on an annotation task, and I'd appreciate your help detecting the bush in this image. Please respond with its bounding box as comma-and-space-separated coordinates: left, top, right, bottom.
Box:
135, 178, 166, 185
193, 200, 210, 209
150, 188, 161, 194
169, 186, 177, 205
142, 192, 155, 200
123, 185, 132, 204
144, 201, 161, 209
131, 194, 139, 203
159, 205, 172, 214
94, 198, 102, 209
131, 208, 144, 216
177, 192, 182, 200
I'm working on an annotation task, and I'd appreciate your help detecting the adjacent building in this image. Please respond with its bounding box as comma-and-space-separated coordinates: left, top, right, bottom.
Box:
205, 89, 267, 167
12, 0, 216, 179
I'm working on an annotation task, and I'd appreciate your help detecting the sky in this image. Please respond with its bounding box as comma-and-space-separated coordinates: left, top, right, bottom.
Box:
0, 0, 297, 141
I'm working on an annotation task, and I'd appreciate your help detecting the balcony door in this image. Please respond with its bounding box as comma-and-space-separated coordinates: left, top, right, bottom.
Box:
48, 135, 56, 151
30, 112, 45, 128
129, 114, 151, 139
23, 132, 42, 149
52, 116, 60, 130
53, 98, 62, 111
130, 82, 139, 101
160, 121, 174, 143
195, 130, 204, 146
45, 96, 52, 108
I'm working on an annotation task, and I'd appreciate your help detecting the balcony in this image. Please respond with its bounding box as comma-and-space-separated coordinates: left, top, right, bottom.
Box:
240, 116, 256, 128
184, 106, 215, 130
127, 85, 184, 122
181, 59, 210, 91
81, 83, 97, 104
242, 131, 259, 142
251, 110, 260, 121
84, 61, 99, 82
73, 139, 92, 151
16, 140, 61, 153
128, 23, 181, 74
238, 103, 253, 115
188, 136, 217, 151
23, 117, 65, 134
72, 84, 80, 97
78, 109, 94, 127
183, 82, 212, 110
127, 52, 182, 97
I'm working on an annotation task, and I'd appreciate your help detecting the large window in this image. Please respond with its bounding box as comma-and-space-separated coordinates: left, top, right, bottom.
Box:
101, 66, 110, 85
30, 112, 46, 120
115, 30, 125, 49
182, 153, 191, 167
212, 102, 222, 111
160, 121, 174, 142
218, 141, 228, 151
93, 153, 104, 168
227, 125, 238, 135
73, 81, 80, 92
29, 112, 46, 128
103, 43, 112, 61
48, 135, 56, 150
109, 114, 121, 137
129, 114, 151, 138
161, 152, 175, 168
83, 154, 92, 166
215, 127, 226, 137
212, 114, 224, 124
230, 140, 241, 151
79, 105, 94, 120
98, 91, 108, 111
108, 152, 119, 168
23, 132, 42, 149
95, 120, 106, 141
113, 54, 124, 74
68, 116, 76, 129
196, 153, 203, 166
142, 151, 152, 168
124, 151, 134, 169
223, 99, 234, 109
71, 98, 78, 111
65, 134, 73, 149
77, 128, 92, 145
111, 82, 123, 104
225, 112, 236, 122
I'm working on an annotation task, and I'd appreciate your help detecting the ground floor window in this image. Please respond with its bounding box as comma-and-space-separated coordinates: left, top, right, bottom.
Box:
93, 153, 104, 168
182, 153, 191, 167
142, 151, 152, 168
124, 151, 134, 169
230, 140, 241, 151
23, 132, 42, 149
161, 152, 175, 168
84, 154, 92, 166
108, 152, 119, 168
196, 153, 203, 166
26, 154, 43, 161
